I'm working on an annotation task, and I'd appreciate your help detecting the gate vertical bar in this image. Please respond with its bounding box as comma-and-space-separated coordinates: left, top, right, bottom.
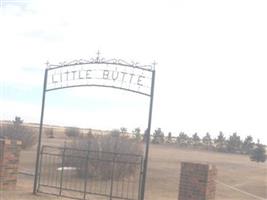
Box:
109, 154, 116, 200
33, 68, 48, 194
59, 145, 66, 196
83, 149, 90, 200
37, 146, 45, 192
138, 157, 144, 200
140, 69, 155, 200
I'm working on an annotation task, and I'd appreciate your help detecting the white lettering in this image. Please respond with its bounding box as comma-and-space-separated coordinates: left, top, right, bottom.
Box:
112, 70, 119, 81
86, 70, 92, 79
52, 74, 58, 83
137, 75, 145, 86
71, 70, 77, 80
78, 70, 84, 79
129, 73, 134, 83
48, 65, 151, 96
121, 71, 127, 82
103, 70, 109, 79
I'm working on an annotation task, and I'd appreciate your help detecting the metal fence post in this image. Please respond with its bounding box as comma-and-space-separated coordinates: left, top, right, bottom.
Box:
37, 146, 44, 192
140, 70, 155, 200
33, 68, 48, 194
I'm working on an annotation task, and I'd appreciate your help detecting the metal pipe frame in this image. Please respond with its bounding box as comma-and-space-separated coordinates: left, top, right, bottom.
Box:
33, 56, 156, 200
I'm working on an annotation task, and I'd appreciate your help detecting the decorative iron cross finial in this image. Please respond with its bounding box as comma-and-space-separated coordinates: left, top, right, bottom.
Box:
152, 61, 157, 70
96, 50, 101, 62
45, 61, 50, 68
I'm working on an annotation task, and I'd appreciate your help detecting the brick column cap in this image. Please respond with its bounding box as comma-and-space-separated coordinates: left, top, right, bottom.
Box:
0, 139, 22, 145
181, 161, 217, 172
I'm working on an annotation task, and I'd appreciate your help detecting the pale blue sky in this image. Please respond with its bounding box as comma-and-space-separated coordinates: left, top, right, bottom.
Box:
1, 0, 267, 144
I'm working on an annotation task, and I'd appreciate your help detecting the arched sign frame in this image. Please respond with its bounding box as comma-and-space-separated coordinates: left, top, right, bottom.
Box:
33, 54, 156, 200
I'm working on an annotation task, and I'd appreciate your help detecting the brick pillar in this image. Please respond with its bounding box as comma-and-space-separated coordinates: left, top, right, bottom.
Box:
0, 139, 22, 190
178, 162, 217, 200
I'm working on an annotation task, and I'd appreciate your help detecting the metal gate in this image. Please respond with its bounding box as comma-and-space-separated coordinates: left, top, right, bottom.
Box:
34, 55, 156, 200
37, 146, 143, 200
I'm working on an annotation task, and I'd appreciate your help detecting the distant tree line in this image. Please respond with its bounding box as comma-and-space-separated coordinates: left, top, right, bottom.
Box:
3, 116, 265, 163
149, 128, 266, 163
64, 126, 266, 163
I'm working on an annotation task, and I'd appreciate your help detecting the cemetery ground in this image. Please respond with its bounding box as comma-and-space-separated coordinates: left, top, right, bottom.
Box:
1, 135, 266, 200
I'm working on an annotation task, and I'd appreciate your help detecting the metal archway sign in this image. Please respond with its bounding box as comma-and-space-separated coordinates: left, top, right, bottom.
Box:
33, 53, 156, 200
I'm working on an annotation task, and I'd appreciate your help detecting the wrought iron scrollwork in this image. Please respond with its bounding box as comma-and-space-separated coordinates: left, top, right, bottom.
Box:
47, 52, 155, 72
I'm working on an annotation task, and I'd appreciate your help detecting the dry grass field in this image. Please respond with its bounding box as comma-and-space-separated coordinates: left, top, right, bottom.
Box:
1, 136, 266, 200
146, 144, 266, 200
